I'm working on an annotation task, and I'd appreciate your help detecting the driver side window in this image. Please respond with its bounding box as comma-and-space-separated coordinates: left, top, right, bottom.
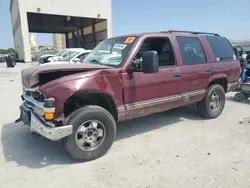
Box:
134, 37, 176, 67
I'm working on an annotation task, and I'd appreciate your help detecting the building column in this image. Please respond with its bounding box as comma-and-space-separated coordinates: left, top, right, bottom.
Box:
107, 0, 112, 38
18, 2, 32, 63
92, 19, 97, 48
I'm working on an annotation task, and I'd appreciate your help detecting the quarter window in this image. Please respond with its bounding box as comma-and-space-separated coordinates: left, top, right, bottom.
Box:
177, 37, 207, 65
206, 36, 235, 61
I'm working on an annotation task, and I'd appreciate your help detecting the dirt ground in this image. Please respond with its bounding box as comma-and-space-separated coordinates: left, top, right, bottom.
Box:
0, 63, 250, 188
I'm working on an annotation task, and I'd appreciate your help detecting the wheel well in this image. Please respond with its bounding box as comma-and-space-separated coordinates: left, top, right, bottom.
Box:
63, 93, 118, 121
208, 78, 228, 92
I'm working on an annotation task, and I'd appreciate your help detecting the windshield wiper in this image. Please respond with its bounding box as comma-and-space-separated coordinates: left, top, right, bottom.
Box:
90, 59, 104, 65
89, 59, 118, 68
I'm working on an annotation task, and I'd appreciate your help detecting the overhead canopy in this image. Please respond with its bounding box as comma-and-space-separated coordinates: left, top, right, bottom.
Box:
27, 12, 105, 34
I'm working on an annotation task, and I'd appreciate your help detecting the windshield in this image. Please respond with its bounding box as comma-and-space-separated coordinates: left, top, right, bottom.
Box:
55, 50, 66, 56
82, 36, 137, 67
60, 51, 80, 61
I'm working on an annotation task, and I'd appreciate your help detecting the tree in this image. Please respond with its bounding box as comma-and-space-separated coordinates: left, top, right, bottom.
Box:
0, 48, 17, 54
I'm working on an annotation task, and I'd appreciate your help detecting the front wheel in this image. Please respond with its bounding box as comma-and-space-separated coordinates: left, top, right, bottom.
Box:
61, 105, 116, 161
197, 84, 225, 119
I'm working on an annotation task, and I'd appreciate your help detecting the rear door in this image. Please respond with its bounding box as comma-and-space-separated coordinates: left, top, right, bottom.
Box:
175, 36, 212, 103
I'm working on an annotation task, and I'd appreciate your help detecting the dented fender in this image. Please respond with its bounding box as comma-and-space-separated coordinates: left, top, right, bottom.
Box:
39, 69, 124, 117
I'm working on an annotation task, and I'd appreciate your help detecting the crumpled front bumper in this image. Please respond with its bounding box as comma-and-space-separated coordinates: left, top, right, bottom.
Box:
29, 112, 73, 141
18, 97, 73, 141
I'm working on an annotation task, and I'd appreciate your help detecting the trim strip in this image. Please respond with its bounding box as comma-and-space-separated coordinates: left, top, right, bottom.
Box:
118, 89, 205, 112
117, 107, 126, 113
182, 90, 205, 98
127, 95, 181, 111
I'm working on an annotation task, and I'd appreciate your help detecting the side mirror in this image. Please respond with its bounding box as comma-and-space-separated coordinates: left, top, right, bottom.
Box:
73, 58, 80, 63
142, 51, 159, 74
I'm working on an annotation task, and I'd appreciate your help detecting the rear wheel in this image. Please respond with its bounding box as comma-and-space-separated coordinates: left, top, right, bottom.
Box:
61, 105, 116, 161
234, 93, 244, 101
197, 84, 225, 119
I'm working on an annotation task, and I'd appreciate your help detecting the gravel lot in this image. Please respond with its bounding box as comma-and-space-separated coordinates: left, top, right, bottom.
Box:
0, 63, 250, 188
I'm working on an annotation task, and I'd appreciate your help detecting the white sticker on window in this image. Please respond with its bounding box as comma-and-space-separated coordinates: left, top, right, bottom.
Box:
113, 44, 127, 50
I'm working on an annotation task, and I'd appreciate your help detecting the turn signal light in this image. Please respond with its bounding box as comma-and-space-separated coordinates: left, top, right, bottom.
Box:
44, 112, 55, 120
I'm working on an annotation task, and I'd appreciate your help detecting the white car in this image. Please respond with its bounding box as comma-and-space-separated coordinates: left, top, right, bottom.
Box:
47, 48, 85, 62
38, 48, 85, 64
40, 49, 91, 66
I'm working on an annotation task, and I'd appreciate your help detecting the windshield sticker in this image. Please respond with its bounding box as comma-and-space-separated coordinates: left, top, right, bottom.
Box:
113, 44, 127, 50
124, 37, 136, 44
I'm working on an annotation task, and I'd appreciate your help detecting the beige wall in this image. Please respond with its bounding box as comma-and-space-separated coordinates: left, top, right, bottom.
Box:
10, 0, 112, 62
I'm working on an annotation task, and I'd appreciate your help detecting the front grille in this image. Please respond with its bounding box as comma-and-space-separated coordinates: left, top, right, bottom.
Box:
24, 100, 35, 108
25, 90, 45, 102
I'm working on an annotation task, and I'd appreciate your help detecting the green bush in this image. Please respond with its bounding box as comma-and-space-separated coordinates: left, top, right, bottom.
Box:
0, 48, 16, 54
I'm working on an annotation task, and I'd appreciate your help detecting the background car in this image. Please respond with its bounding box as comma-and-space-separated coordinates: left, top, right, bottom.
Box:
38, 48, 85, 64
40, 49, 91, 66
0, 54, 6, 63
233, 45, 250, 60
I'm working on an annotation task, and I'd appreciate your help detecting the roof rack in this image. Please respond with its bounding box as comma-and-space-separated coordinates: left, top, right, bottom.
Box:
160, 30, 220, 36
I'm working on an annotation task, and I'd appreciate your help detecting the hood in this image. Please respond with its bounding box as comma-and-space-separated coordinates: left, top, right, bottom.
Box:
21, 63, 112, 88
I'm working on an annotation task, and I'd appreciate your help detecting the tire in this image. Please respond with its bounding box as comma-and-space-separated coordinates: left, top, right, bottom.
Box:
197, 84, 225, 119
234, 92, 244, 101
61, 105, 116, 162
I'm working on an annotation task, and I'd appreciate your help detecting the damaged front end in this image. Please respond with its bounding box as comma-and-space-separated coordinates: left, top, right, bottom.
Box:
17, 64, 113, 141
17, 88, 73, 141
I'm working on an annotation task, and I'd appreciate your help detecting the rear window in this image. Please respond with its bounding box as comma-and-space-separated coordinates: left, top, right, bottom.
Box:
206, 36, 235, 61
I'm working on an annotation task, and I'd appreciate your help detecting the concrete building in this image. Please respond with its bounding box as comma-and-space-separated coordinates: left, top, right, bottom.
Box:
29, 32, 38, 52
53, 34, 66, 51
10, 0, 112, 62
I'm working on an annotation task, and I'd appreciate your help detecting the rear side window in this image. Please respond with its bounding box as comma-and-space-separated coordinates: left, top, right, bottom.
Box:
177, 37, 207, 65
206, 36, 235, 61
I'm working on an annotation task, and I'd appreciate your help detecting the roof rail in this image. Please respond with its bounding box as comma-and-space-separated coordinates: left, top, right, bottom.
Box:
160, 30, 220, 36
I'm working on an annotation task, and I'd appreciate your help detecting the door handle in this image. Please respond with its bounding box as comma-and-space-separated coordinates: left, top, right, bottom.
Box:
174, 73, 181, 78
205, 68, 212, 73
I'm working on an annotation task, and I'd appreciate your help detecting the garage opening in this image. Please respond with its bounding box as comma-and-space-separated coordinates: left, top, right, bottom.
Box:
27, 12, 108, 50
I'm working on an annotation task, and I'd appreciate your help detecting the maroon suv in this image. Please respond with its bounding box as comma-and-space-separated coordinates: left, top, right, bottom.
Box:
17, 30, 240, 161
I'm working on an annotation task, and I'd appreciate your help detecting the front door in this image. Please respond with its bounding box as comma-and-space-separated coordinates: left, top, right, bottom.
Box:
122, 37, 183, 120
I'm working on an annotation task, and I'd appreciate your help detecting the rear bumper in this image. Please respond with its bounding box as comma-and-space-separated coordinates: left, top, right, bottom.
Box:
227, 82, 239, 92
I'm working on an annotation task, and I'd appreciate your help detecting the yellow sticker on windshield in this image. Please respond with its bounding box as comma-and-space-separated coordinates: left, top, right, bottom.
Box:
125, 37, 136, 44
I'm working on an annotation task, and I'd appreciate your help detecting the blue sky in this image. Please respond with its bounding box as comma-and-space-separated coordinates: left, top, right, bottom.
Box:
0, 0, 250, 49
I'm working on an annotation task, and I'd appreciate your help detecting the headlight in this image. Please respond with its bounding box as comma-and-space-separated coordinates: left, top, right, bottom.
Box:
44, 98, 55, 108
